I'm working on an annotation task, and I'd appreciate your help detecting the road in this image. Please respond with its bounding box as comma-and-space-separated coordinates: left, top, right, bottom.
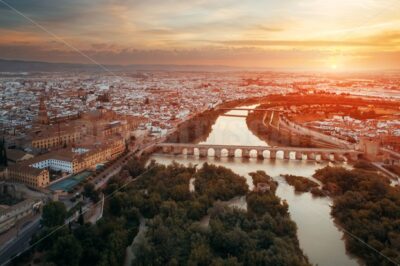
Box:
0, 217, 40, 265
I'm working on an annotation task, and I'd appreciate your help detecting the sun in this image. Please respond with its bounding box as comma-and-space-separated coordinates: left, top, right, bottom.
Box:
330, 64, 338, 70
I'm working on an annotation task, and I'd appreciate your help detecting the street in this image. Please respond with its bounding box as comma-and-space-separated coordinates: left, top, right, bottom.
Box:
0, 217, 40, 265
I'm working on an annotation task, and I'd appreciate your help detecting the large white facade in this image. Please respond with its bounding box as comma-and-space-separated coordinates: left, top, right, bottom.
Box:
31, 158, 73, 173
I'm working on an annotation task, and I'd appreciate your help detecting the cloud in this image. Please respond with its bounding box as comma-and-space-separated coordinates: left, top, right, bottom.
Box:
0, 0, 399, 69
212, 30, 400, 49
0, 42, 399, 70
215, 40, 378, 47
255, 25, 283, 32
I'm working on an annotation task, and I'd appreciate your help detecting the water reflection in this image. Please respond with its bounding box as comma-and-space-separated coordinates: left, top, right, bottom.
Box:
199, 105, 269, 146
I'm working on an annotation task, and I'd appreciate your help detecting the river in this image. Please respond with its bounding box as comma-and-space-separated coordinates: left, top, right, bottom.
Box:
150, 105, 359, 266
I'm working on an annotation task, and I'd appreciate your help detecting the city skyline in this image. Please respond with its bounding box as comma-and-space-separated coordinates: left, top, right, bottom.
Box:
1, 0, 400, 70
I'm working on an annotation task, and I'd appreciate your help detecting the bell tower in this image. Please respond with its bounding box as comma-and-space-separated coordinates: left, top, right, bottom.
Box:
37, 96, 50, 125
358, 137, 380, 161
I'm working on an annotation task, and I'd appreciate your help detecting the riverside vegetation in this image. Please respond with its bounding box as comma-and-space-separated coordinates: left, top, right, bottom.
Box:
313, 166, 400, 266
132, 161, 310, 265
12, 157, 310, 266
281, 165, 400, 265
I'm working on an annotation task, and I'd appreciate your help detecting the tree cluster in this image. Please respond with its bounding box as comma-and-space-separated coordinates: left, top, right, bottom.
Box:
130, 161, 310, 265
21, 174, 141, 266
314, 166, 400, 265
83, 183, 100, 203
249, 171, 278, 193
281, 174, 320, 194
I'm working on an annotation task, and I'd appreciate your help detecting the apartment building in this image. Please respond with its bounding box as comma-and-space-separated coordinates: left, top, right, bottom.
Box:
7, 165, 50, 188
5, 137, 125, 188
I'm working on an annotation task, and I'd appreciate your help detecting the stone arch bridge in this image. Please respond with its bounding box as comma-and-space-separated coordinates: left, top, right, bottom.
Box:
156, 143, 363, 162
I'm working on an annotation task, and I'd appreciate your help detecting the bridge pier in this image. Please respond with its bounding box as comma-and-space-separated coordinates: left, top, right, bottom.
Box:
295, 152, 303, 160
199, 148, 208, 157
214, 148, 222, 158
173, 147, 182, 155
186, 148, 194, 156
228, 149, 235, 158
321, 153, 330, 161
284, 151, 290, 160
270, 150, 277, 159
256, 149, 264, 159
242, 149, 250, 158
306, 152, 316, 161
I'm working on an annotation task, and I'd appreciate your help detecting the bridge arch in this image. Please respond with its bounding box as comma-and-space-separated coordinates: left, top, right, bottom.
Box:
249, 149, 258, 158
234, 149, 242, 158
207, 148, 215, 157
262, 150, 271, 159
276, 150, 284, 160
221, 148, 228, 157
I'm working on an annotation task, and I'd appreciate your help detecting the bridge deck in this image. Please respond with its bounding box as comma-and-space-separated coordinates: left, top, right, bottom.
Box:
157, 143, 361, 153
217, 108, 271, 111
220, 114, 248, 118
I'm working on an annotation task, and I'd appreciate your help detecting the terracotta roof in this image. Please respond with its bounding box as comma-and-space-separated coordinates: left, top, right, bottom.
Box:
24, 150, 75, 165
6, 149, 31, 162
8, 164, 46, 175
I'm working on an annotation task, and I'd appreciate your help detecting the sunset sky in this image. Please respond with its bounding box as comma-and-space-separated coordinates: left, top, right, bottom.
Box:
0, 0, 400, 70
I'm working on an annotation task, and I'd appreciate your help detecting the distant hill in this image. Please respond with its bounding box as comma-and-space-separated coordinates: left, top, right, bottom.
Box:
0, 58, 242, 73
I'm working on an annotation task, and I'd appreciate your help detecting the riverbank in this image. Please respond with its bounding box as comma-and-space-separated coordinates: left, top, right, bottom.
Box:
166, 96, 267, 144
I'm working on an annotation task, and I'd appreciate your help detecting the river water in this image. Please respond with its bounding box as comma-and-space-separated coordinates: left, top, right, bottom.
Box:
150, 106, 359, 266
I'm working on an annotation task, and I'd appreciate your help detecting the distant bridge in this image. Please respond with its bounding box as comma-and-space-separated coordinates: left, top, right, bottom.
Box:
220, 114, 248, 118
156, 143, 363, 161
217, 108, 271, 112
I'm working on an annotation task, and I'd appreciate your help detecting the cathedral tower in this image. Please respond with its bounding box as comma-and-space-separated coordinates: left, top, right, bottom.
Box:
37, 96, 49, 125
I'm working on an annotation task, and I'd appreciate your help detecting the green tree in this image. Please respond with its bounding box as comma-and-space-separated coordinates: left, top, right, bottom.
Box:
48, 234, 82, 266
188, 243, 212, 266
125, 156, 146, 177
41, 201, 67, 227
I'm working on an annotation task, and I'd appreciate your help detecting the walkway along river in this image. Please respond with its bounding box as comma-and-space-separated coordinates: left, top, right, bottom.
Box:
150, 105, 360, 266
